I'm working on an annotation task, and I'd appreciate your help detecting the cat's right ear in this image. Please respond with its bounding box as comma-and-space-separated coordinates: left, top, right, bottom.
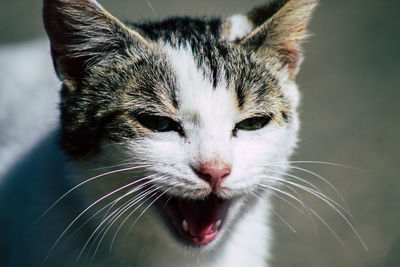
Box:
43, 0, 150, 83
221, 0, 318, 79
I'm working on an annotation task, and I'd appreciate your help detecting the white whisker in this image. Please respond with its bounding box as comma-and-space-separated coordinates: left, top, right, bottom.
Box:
309, 208, 347, 248
145, 0, 157, 17
127, 186, 171, 234
90, 186, 169, 264
79, 186, 159, 263
287, 160, 363, 170
261, 175, 352, 218
265, 168, 323, 194
108, 187, 164, 251
86, 187, 161, 264
261, 177, 367, 251
268, 189, 306, 215
263, 162, 349, 208
284, 184, 318, 235
45, 174, 159, 262
66, 200, 118, 243
250, 190, 297, 234
259, 184, 308, 215
37, 164, 154, 223
270, 208, 297, 234
77, 182, 163, 262
70, 175, 159, 242
285, 165, 348, 208
86, 161, 151, 172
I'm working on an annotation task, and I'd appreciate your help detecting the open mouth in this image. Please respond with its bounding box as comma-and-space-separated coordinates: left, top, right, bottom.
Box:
154, 194, 233, 246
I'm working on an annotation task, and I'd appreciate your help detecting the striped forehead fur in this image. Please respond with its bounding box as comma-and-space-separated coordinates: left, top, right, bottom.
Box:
134, 17, 288, 109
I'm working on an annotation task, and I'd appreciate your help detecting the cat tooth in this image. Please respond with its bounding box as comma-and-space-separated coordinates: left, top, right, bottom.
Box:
212, 220, 222, 231
182, 220, 189, 232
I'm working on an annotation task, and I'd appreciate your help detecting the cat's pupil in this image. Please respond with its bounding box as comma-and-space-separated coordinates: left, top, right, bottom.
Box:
136, 114, 182, 134
235, 115, 272, 131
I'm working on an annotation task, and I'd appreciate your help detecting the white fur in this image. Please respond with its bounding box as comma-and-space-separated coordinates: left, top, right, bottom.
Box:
224, 14, 254, 42
163, 44, 236, 179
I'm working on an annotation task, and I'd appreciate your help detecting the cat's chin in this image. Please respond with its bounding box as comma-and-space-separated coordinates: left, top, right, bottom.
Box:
154, 193, 233, 246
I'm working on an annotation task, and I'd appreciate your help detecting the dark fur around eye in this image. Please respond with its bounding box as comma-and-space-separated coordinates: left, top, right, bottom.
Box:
135, 114, 184, 136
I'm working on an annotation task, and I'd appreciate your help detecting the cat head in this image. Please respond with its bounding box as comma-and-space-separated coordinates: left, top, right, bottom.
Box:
43, 0, 317, 249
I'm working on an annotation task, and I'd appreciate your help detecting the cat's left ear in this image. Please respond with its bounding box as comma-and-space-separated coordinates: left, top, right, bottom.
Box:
43, 0, 151, 83
222, 0, 318, 78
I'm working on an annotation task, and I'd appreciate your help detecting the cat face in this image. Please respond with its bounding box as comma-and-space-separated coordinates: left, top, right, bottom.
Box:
44, 0, 316, 248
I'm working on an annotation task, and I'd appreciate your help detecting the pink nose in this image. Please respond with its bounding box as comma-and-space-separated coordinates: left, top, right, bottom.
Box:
194, 163, 231, 193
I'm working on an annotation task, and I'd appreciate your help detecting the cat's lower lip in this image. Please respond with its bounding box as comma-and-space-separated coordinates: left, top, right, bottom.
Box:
154, 194, 232, 246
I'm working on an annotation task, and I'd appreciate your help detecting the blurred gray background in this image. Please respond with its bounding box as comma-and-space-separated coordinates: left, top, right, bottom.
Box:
0, 0, 399, 266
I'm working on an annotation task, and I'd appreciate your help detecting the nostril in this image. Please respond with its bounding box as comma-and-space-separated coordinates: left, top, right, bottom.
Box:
196, 171, 213, 182
221, 171, 230, 180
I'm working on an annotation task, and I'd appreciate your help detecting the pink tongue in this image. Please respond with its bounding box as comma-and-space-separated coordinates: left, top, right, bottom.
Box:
178, 196, 221, 238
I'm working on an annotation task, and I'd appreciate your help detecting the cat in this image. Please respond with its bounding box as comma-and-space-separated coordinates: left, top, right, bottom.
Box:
0, 0, 318, 266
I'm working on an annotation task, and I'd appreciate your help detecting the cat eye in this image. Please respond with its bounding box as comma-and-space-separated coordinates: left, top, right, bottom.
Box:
135, 114, 183, 135
235, 115, 273, 131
